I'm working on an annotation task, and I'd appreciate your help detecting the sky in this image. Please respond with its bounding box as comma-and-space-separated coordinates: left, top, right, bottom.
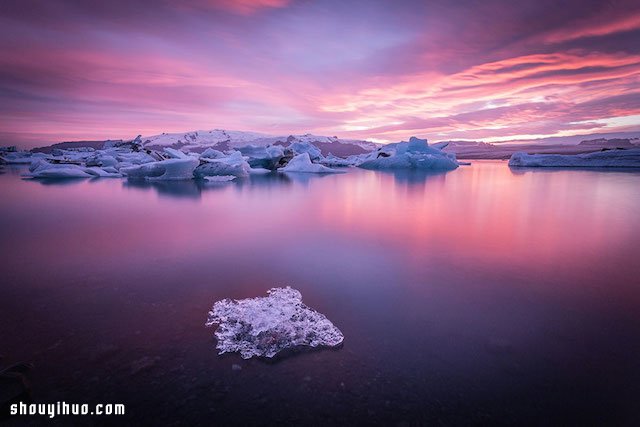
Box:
1, 0, 640, 148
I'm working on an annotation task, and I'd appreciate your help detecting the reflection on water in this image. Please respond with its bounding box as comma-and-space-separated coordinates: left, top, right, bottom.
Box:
1, 161, 639, 425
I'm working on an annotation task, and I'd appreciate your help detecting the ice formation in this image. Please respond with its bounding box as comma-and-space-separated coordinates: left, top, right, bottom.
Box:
205, 287, 344, 359
287, 141, 323, 160
194, 151, 251, 178
319, 154, 357, 168
279, 153, 345, 174
5, 132, 469, 181
0, 151, 48, 164
508, 149, 640, 168
162, 147, 191, 159
237, 144, 286, 169
25, 159, 122, 179
359, 137, 460, 171
200, 148, 225, 159
121, 158, 199, 180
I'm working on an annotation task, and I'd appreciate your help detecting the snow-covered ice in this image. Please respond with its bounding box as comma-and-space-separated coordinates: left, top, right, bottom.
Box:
279, 153, 345, 174
359, 137, 460, 171
508, 149, 640, 168
205, 287, 344, 359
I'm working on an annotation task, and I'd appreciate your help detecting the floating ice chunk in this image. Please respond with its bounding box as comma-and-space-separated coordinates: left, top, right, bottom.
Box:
83, 167, 123, 178
25, 159, 123, 178
85, 153, 118, 168
121, 158, 199, 180
200, 148, 225, 159
194, 151, 251, 178
30, 167, 93, 179
0, 151, 48, 164
114, 151, 156, 165
237, 144, 286, 169
279, 153, 345, 174
204, 175, 236, 182
163, 147, 189, 159
26, 159, 87, 178
319, 154, 357, 168
287, 141, 322, 160
508, 149, 640, 168
206, 287, 344, 359
359, 136, 459, 171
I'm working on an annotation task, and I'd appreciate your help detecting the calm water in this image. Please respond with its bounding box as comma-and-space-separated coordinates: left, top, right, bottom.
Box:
1, 161, 639, 425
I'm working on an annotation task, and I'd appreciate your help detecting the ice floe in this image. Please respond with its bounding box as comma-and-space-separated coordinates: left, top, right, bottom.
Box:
121, 158, 199, 180
205, 287, 344, 359
25, 159, 122, 179
279, 153, 345, 174
319, 153, 358, 168
194, 151, 252, 178
359, 137, 460, 171
237, 144, 287, 169
288, 140, 323, 160
508, 149, 640, 168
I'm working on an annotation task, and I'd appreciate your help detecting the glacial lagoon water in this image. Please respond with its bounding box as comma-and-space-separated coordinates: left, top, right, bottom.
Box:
1, 161, 639, 425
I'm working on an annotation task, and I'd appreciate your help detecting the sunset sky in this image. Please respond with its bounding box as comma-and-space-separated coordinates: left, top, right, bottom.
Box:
1, 0, 640, 147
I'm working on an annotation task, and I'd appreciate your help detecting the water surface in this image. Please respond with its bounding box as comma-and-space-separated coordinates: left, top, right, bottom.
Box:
1, 161, 639, 425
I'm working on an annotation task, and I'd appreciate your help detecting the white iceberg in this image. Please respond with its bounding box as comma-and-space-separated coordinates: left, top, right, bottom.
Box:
509, 149, 640, 168
237, 144, 286, 169
83, 166, 122, 178
0, 151, 48, 165
85, 153, 119, 168
25, 159, 122, 179
113, 151, 157, 166
200, 148, 225, 159
279, 153, 345, 174
194, 151, 251, 178
121, 158, 199, 180
359, 136, 459, 171
287, 140, 322, 160
163, 147, 190, 159
205, 287, 344, 359
29, 167, 93, 179
319, 154, 357, 168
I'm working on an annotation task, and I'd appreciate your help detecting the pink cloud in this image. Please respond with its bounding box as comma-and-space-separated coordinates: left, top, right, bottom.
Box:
1, 0, 639, 147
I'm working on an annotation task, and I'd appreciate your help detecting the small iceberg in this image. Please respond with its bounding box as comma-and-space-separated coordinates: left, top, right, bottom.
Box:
24, 159, 122, 179
237, 144, 287, 169
319, 153, 358, 168
194, 151, 251, 178
279, 153, 345, 174
508, 149, 640, 168
288, 140, 322, 160
121, 158, 199, 180
205, 287, 344, 359
359, 136, 459, 171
